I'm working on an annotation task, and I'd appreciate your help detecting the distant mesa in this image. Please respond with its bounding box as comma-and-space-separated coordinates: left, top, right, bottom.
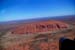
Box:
10, 20, 69, 34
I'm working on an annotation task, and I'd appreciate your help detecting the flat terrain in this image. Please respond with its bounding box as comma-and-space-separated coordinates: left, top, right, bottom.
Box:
0, 15, 75, 31
0, 15, 75, 50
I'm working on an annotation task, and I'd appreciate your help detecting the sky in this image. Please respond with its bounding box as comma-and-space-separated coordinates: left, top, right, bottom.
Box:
0, 0, 75, 22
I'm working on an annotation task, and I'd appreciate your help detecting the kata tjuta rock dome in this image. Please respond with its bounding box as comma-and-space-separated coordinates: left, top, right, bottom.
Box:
10, 20, 70, 34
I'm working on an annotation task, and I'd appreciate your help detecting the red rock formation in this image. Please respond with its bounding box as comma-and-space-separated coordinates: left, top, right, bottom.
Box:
10, 20, 69, 34
1, 20, 75, 50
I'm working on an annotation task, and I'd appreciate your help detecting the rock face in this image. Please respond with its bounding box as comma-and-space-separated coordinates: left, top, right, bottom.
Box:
0, 20, 75, 50
10, 20, 69, 34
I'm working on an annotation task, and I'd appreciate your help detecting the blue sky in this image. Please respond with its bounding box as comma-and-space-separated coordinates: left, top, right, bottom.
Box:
0, 0, 75, 22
